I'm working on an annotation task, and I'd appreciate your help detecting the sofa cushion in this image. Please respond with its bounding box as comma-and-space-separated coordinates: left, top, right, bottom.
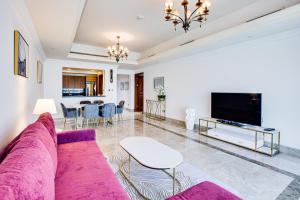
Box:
57, 129, 96, 145
166, 181, 241, 200
0, 186, 15, 199
0, 121, 57, 172
37, 112, 57, 146
0, 136, 55, 199
0, 134, 22, 164
20, 122, 57, 173
55, 141, 129, 200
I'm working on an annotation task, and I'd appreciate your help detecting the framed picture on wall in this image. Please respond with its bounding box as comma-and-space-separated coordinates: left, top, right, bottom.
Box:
120, 82, 125, 90
124, 81, 129, 90
37, 61, 43, 84
154, 77, 164, 89
14, 31, 29, 78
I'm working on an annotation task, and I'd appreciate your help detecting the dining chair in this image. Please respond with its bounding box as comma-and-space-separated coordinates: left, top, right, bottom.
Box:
94, 100, 104, 105
79, 100, 91, 114
82, 104, 99, 127
60, 103, 77, 130
80, 100, 92, 105
116, 100, 125, 121
99, 103, 116, 126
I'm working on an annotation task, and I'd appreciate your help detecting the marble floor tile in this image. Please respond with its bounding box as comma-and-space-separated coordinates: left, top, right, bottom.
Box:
55, 111, 300, 200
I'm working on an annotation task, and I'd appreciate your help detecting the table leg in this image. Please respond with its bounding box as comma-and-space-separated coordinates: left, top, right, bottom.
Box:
63, 118, 66, 130
271, 134, 274, 156
129, 155, 131, 180
173, 168, 175, 195
278, 132, 281, 152
255, 131, 257, 150
75, 117, 78, 130
206, 121, 209, 134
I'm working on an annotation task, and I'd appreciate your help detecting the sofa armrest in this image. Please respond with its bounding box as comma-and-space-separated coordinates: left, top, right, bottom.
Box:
57, 129, 96, 145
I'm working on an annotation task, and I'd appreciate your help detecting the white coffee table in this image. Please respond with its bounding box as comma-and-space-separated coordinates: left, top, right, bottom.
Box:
120, 137, 183, 196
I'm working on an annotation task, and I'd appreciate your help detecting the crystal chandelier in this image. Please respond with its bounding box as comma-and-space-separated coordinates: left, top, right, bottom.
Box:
107, 36, 129, 63
164, 0, 211, 32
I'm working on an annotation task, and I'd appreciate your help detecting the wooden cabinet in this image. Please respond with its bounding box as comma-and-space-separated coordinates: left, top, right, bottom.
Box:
98, 74, 104, 95
75, 76, 86, 88
63, 75, 86, 88
63, 75, 68, 88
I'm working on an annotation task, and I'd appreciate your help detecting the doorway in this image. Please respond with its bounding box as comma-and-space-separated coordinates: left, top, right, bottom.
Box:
135, 73, 144, 112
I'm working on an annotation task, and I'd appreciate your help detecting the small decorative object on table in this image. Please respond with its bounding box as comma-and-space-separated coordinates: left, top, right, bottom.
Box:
156, 86, 166, 101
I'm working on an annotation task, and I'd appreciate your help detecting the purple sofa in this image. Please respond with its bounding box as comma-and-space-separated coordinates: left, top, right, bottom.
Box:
0, 113, 130, 200
166, 181, 241, 200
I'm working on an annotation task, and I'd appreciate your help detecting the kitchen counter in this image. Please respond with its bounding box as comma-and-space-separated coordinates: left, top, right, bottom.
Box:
62, 95, 106, 98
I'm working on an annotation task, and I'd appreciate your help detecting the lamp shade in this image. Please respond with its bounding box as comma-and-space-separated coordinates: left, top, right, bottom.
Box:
33, 99, 57, 115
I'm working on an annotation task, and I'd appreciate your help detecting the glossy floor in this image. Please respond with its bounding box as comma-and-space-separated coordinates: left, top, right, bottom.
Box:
56, 111, 300, 200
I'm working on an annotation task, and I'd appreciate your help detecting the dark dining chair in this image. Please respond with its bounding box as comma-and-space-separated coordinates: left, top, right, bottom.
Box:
79, 100, 92, 115
60, 103, 77, 130
80, 100, 91, 105
93, 100, 104, 105
116, 100, 125, 121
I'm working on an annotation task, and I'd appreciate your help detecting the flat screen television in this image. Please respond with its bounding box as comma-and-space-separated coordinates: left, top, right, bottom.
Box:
211, 93, 262, 126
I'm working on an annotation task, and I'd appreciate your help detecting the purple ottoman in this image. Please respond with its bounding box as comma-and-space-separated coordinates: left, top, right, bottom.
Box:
166, 181, 241, 200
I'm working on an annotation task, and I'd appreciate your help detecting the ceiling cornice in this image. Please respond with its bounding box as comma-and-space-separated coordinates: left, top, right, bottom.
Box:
64, 4, 300, 70
137, 4, 300, 68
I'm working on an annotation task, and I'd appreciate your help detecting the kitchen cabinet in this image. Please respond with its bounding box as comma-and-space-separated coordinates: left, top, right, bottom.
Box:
63, 75, 86, 89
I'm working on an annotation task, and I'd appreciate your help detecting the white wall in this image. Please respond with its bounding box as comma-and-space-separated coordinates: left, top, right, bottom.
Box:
0, 0, 45, 149
139, 28, 300, 150
44, 59, 118, 117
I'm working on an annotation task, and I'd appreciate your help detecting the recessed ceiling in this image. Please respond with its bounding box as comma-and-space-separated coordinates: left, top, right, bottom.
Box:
74, 0, 259, 52
25, 0, 86, 58
25, 0, 300, 65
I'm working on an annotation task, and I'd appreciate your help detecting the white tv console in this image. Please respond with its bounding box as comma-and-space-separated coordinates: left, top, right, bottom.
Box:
199, 118, 280, 156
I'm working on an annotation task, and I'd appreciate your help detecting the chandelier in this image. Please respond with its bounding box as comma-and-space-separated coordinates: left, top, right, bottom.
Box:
164, 0, 211, 32
107, 36, 129, 63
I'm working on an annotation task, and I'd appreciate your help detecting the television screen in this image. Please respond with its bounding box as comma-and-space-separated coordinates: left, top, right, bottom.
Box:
211, 93, 262, 126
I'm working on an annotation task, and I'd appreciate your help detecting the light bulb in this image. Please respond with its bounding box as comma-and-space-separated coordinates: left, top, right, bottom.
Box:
165, 0, 173, 12
203, 0, 211, 8
197, 7, 204, 15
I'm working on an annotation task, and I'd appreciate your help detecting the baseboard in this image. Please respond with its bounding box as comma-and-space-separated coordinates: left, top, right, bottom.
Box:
279, 145, 300, 158
164, 116, 201, 131
165, 117, 185, 127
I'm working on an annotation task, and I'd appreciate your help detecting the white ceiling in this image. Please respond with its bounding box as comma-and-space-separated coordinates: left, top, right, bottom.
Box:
74, 0, 259, 52
25, 0, 300, 67
25, 0, 86, 58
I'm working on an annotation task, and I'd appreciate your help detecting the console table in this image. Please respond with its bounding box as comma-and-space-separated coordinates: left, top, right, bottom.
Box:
146, 100, 166, 120
199, 118, 280, 156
